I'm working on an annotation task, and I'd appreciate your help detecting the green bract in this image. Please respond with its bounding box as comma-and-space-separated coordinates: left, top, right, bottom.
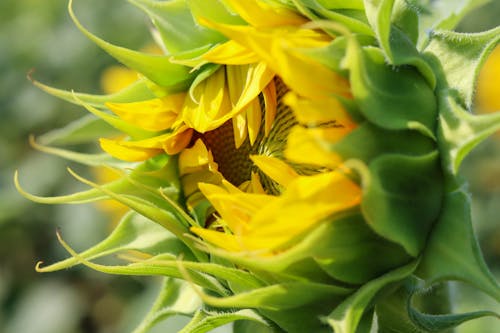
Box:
17, 0, 500, 332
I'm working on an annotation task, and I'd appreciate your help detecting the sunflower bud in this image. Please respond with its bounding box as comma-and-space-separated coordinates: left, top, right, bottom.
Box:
18, 1, 500, 332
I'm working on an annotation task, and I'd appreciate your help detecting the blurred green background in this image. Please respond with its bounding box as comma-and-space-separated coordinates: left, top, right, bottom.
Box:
0, 0, 498, 332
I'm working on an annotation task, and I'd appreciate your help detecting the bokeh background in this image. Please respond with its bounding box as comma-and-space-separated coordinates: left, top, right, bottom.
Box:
0, 0, 499, 332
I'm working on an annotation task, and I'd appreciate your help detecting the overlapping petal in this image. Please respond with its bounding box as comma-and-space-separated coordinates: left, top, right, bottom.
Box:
191, 166, 361, 254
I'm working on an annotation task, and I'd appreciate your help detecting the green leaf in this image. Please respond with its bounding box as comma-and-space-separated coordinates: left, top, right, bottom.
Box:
260, 302, 334, 333
346, 43, 437, 138
316, 0, 364, 10
363, 0, 395, 55
196, 280, 351, 311
363, 0, 436, 87
187, 0, 246, 26
37, 212, 192, 272
376, 278, 500, 332
416, 187, 500, 302
409, 306, 499, 332
132, 278, 202, 333
309, 214, 412, 284
437, 91, 500, 175
29, 136, 130, 168
391, 0, 419, 45
37, 115, 118, 146
14, 155, 172, 205
361, 151, 444, 257
233, 320, 278, 333
40, 236, 226, 294
178, 309, 269, 333
291, 0, 375, 35
68, 0, 195, 89
72, 95, 154, 139
130, 0, 226, 54
424, 26, 500, 108
301, 35, 377, 74
326, 260, 418, 333
333, 122, 436, 163
31, 77, 156, 109
63, 168, 208, 260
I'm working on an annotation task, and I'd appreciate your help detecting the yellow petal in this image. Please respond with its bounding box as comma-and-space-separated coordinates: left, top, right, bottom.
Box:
99, 138, 162, 162
199, 183, 277, 232
190, 227, 242, 252
248, 171, 361, 241
182, 67, 232, 132
250, 155, 298, 187
246, 98, 262, 145
284, 92, 356, 128
225, 63, 274, 125
232, 112, 248, 149
106, 93, 185, 132
238, 172, 266, 194
203, 40, 260, 65
262, 79, 277, 136
285, 126, 345, 168
199, 20, 350, 99
161, 127, 193, 155
100, 127, 191, 161
273, 46, 351, 99
183, 64, 273, 134
179, 139, 217, 176
223, 0, 307, 28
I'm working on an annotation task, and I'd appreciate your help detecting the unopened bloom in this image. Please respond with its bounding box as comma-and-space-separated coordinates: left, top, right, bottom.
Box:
18, 1, 500, 332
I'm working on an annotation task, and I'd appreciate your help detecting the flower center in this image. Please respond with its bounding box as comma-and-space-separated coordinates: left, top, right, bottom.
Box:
202, 78, 297, 192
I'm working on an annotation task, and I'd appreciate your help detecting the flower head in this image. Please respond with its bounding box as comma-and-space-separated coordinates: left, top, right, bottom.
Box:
18, 0, 500, 332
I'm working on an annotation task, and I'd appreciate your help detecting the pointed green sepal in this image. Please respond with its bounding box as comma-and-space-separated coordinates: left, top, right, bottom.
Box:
31, 76, 155, 109
424, 26, 500, 108
69, 0, 195, 90
363, 0, 436, 87
438, 91, 500, 175
129, 0, 226, 54
187, 0, 245, 26
376, 278, 499, 332
361, 151, 444, 257
326, 260, 418, 333
37, 212, 192, 272
71, 94, 155, 139
29, 135, 130, 168
131, 278, 202, 333
334, 122, 436, 163
178, 309, 270, 333
416, 186, 500, 302
37, 115, 118, 146
346, 42, 437, 138
291, 0, 374, 35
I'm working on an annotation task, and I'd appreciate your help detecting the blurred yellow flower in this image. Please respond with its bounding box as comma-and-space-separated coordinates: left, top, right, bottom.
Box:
476, 45, 500, 112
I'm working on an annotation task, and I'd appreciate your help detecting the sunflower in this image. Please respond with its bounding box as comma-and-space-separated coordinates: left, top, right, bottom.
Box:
18, 0, 500, 332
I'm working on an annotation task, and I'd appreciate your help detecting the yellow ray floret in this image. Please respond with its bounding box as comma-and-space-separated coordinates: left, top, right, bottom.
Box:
106, 93, 185, 132
100, 126, 193, 162
200, 19, 350, 100
191, 167, 361, 254
284, 92, 356, 168
202, 40, 260, 65
250, 155, 298, 187
179, 139, 219, 176
182, 63, 274, 140
223, 0, 307, 28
